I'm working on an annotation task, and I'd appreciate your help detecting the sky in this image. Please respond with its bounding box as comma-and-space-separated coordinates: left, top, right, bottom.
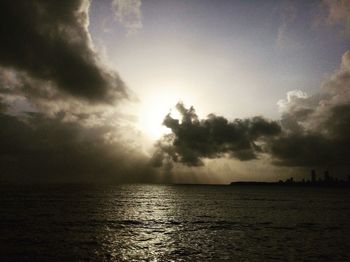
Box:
0, 0, 349, 184
89, 0, 349, 135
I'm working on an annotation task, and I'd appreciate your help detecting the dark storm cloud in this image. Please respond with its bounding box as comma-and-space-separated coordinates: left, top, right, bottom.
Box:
270, 51, 350, 167
0, 112, 156, 183
152, 103, 281, 167
154, 51, 350, 170
0, 0, 127, 103
0, 1, 160, 184
271, 103, 350, 167
0, 99, 6, 112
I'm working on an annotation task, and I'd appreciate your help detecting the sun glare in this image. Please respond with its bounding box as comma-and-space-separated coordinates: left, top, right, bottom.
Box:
137, 92, 185, 140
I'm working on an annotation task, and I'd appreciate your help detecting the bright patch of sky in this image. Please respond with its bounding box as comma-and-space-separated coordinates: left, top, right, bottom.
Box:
89, 0, 350, 140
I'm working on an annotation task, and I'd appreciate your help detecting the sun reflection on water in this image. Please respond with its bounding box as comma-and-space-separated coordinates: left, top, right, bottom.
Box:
1, 185, 349, 260
100, 185, 179, 260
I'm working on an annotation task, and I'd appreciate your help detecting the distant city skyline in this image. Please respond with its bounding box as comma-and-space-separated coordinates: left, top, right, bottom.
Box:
231, 169, 350, 187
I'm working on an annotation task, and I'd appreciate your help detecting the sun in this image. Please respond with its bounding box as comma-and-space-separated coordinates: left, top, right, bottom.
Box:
137, 92, 185, 140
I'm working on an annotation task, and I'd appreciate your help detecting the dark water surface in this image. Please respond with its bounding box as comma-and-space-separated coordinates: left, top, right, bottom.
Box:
0, 184, 349, 261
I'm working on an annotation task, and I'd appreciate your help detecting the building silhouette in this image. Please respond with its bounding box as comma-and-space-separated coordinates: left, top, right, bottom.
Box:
324, 170, 330, 182
231, 169, 350, 187
311, 169, 316, 183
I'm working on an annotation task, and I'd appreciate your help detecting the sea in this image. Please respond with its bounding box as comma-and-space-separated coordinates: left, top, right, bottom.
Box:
0, 184, 349, 261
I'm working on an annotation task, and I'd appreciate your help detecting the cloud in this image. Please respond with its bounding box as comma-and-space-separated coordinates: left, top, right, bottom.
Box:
112, 0, 142, 35
270, 50, 350, 167
0, 97, 7, 112
153, 51, 350, 170
152, 102, 281, 168
0, 0, 128, 104
323, 0, 350, 26
0, 111, 157, 184
320, 0, 350, 36
0, 1, 162, 184
0, 65, 130, 123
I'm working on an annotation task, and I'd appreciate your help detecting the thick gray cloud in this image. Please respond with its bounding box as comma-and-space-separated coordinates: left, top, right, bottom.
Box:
0, 1, 160, 184
270, 51, 350, 167
152, 103, 281, 168
0, 99, 7, 112
153, 51, 350, 170
0, 0, 127, 103
0, 111, 156, 184
270, 102, 350, 167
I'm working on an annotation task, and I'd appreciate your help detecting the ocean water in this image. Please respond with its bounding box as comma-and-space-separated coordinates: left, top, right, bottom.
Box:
0, 184, 349, 261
